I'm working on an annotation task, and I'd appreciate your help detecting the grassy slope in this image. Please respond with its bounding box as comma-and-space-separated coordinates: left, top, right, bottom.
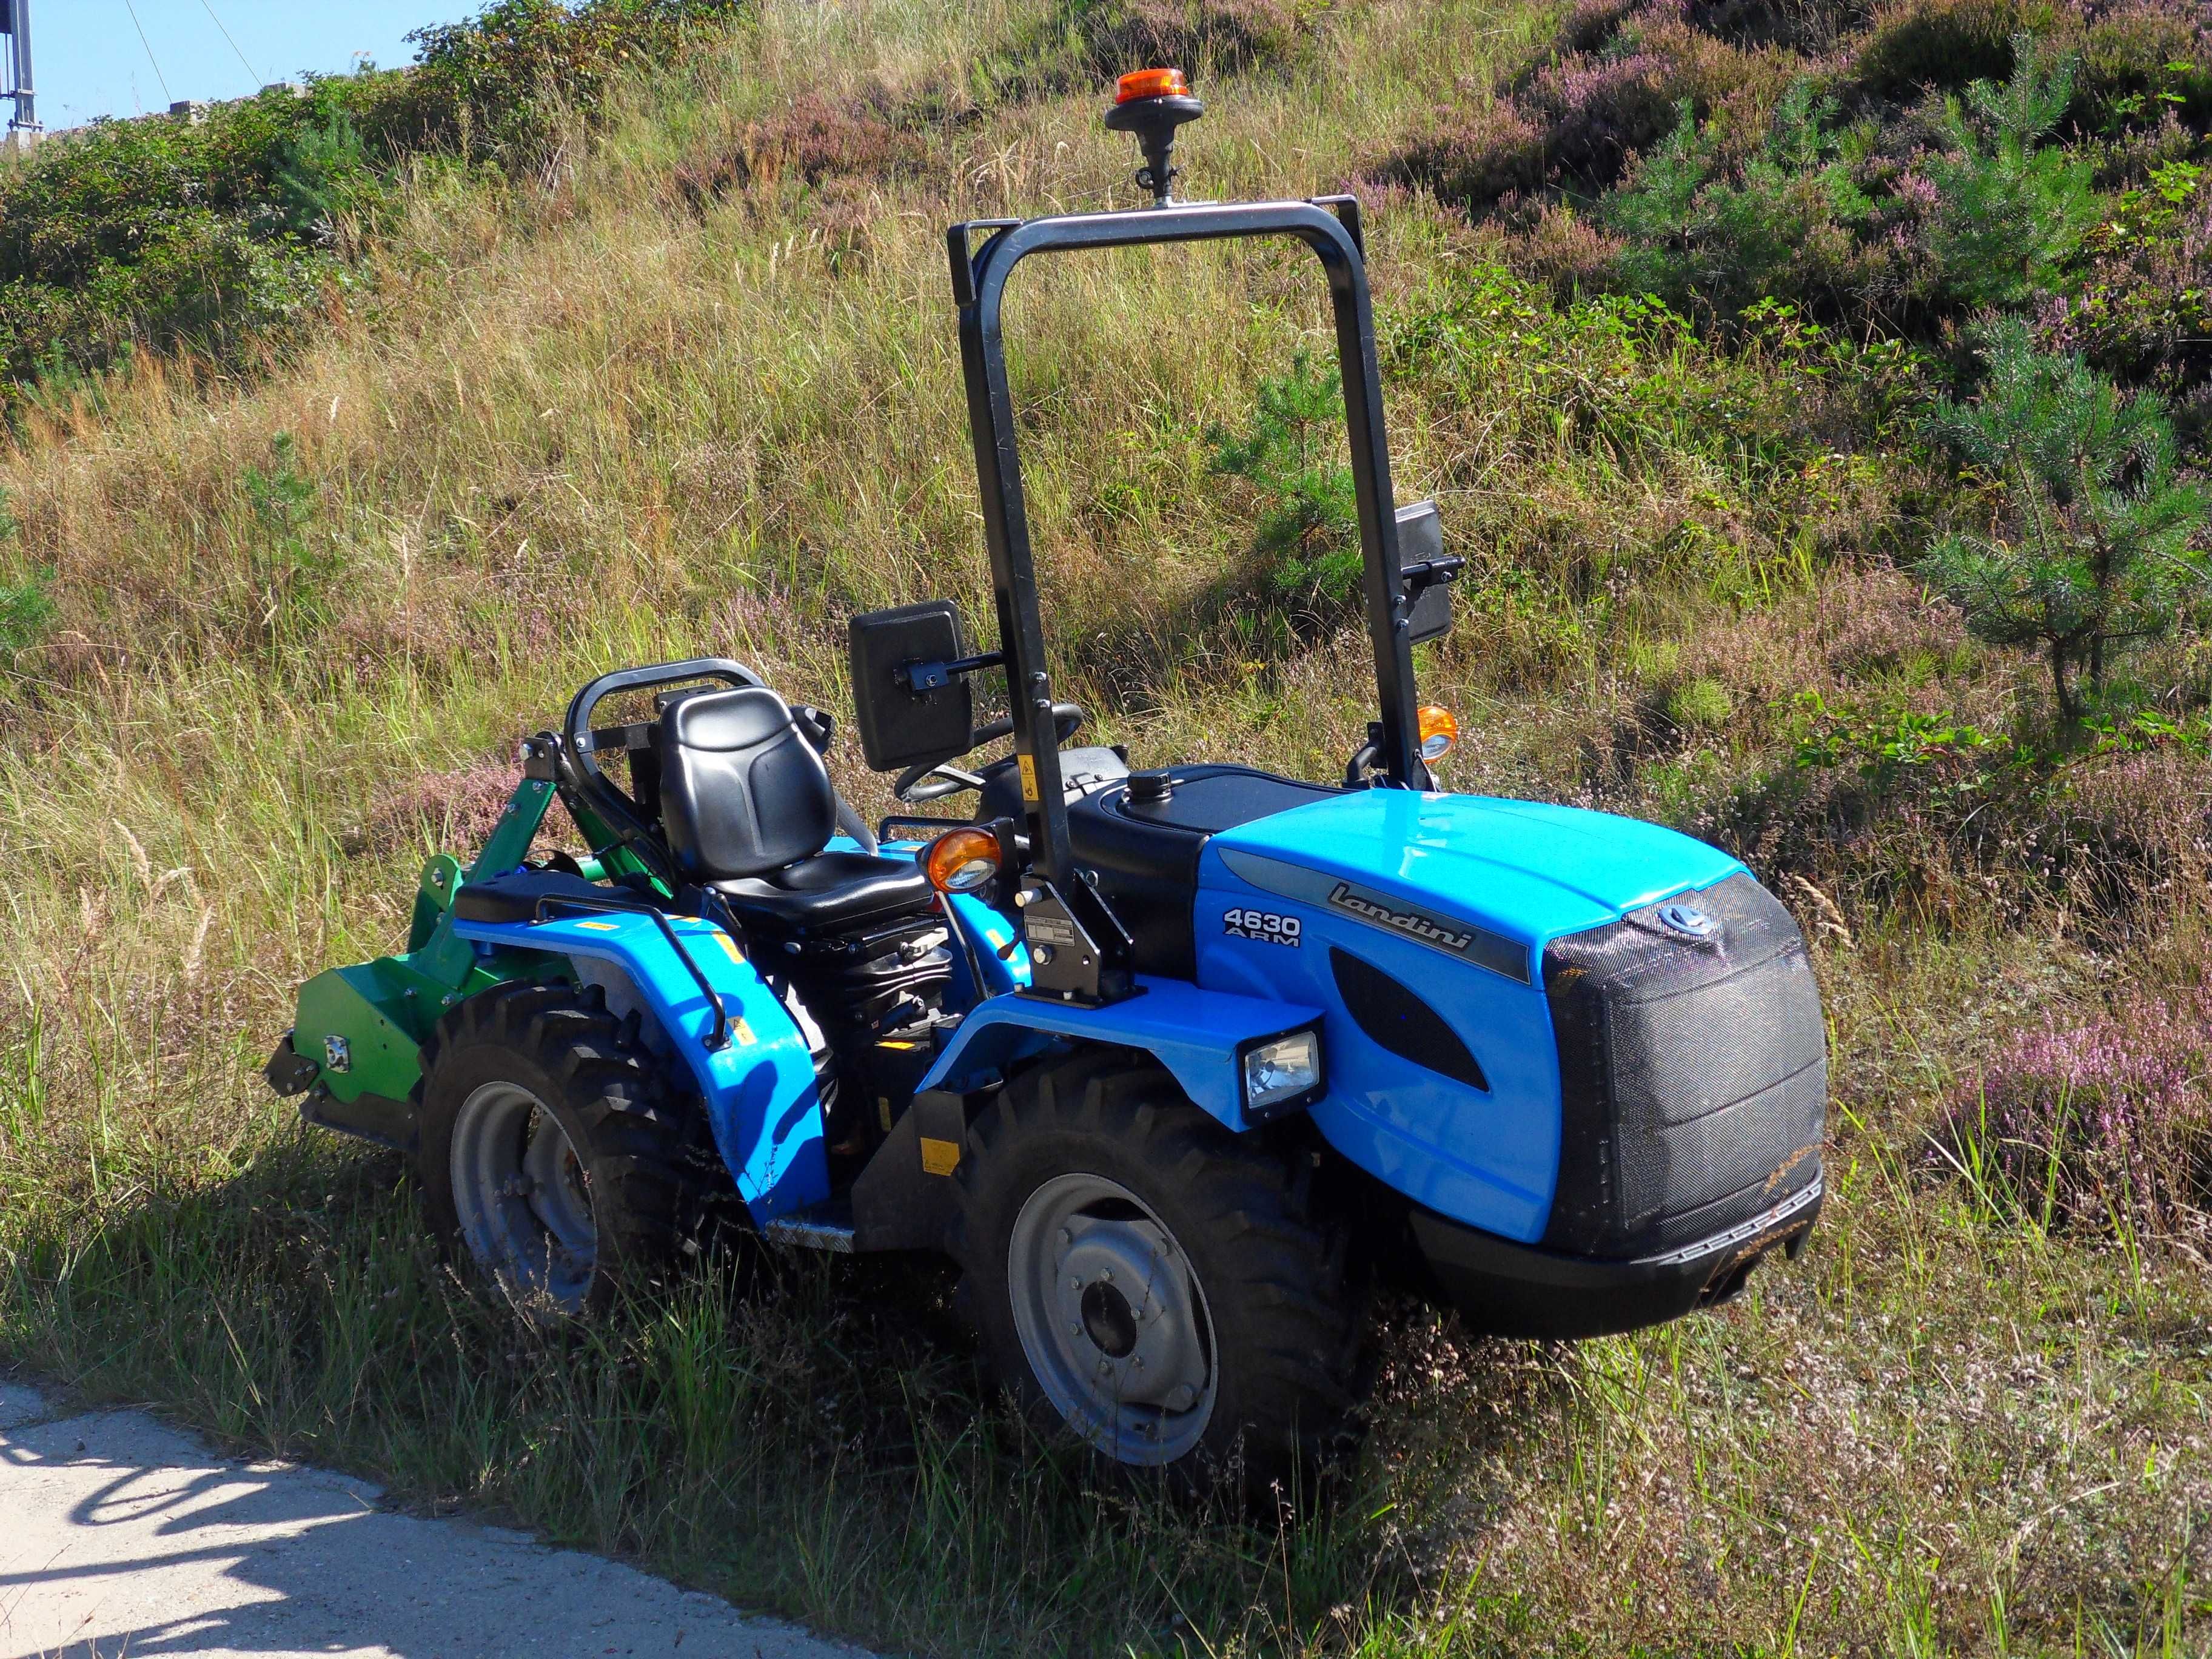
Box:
1, 1, 2208, 1654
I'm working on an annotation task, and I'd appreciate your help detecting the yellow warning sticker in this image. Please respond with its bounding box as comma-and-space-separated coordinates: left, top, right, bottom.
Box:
732, 1016, 757, 1047
919, 1136, 962, 1176
574, 919, 619, 932
714, 931, 745, 964
1017, 753, 1039, 803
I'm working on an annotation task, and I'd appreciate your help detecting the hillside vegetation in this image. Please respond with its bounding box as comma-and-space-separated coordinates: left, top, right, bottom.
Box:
2, 0, 2210, 1654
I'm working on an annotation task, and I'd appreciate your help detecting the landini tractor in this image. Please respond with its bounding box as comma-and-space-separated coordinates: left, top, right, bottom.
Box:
269, 72, 1828, 1490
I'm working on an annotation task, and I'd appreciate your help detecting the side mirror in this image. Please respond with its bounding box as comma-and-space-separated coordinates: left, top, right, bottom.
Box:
1396, 500, 1455, 645
848, 600, 977, 772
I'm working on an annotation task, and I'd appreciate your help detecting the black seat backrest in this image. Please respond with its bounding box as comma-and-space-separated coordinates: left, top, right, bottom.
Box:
657, 686, 837, 880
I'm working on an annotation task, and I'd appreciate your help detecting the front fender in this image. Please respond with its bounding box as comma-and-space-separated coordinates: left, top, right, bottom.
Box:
916, 976, 1324, 1131
449, 911, 826, 1223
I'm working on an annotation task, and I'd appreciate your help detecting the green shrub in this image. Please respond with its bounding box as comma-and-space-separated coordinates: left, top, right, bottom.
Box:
0, 1, 748, 403
2060, 158, 2212, 412
0, 84, 380, 390
1919, 318, 2211, 726
1206, 349, 1361, 620
393, 0, 746, 161
0, 567, 55, 665
1922, 36, 2101, 309
1666, 675, 1735, 728
2079, 1, 2212, 131
1603, 82, 1875, 315
1399, 0, 2211, 391
243, 432, 340, 629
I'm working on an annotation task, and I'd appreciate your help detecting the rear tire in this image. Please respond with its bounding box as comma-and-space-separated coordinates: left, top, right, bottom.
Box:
417, 981, 705, 1316
953, 1048, 1366, 1498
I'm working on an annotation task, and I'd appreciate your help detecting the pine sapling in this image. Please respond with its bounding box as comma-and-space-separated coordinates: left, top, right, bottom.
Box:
1920, 318, 2210, 730
1206, 349, 1361, 617
1922, 35, 2100, 308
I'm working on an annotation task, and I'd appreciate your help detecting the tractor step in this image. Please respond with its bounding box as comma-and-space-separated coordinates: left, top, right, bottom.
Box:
763, 1198, 856, 1252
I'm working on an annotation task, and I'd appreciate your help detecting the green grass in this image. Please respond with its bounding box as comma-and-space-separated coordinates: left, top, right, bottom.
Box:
1, 0, 2209, 1652
5, 927, 2205, 1655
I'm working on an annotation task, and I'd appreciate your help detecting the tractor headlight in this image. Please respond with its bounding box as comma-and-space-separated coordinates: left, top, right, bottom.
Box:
1242, 1027, 1322, 1121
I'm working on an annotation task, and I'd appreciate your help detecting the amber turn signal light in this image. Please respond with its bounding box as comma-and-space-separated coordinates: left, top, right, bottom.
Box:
1115, 67, 1190, 103
1418, 705, 1458, 763
924, 826, 1002, 894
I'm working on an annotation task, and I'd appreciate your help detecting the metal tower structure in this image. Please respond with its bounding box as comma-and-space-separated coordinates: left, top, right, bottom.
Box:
1, 0, 35, 142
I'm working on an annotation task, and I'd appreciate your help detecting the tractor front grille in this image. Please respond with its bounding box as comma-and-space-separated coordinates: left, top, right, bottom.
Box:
1541, 872, 1827, 1261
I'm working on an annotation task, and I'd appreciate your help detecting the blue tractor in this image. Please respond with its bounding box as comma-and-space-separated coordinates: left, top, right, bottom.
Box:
267, 73, 1826, 1490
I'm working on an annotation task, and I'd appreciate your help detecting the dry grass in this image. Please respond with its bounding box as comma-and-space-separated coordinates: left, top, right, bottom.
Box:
2, 0, 2209, 1653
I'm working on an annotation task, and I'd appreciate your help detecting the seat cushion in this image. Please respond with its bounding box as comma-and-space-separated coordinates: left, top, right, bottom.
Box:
715, 850, 936, 935
451, 867, 616, 926
659, 686, 838, 881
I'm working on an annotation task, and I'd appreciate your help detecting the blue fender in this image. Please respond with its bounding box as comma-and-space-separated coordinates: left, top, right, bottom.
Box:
914, 976, 1324, 1130
449, 911, 827, 1224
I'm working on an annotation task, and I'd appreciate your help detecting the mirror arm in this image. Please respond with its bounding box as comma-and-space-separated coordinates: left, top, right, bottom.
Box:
1400, 555, 1464, 594
899, 649, 1005, 692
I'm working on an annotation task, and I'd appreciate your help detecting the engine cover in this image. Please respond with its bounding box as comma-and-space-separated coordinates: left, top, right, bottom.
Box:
1196, 789, 1827, 1256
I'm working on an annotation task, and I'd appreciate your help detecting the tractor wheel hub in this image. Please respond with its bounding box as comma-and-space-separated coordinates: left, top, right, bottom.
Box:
1007, 1171, 1218, 1466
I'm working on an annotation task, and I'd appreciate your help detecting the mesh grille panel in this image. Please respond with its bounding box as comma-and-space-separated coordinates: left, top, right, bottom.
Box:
1543, 873, 1828, 1259
1611, 950, 1828, 1125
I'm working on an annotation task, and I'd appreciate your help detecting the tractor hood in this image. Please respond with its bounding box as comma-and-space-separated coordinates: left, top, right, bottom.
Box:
1207, 789, 1744, 982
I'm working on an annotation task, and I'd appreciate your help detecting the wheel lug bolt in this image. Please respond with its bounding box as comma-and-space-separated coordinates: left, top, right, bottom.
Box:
1099, 1270, 1111, 1284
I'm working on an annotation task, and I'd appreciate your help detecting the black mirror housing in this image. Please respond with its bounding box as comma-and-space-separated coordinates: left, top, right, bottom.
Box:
848, 600, 977, 772
1397, 501, 1453, 645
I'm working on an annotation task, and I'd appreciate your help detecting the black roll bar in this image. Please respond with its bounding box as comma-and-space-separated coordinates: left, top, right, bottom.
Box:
561, 657, 765, 780
948, 196, 1423, 888
554, 658, 760, 883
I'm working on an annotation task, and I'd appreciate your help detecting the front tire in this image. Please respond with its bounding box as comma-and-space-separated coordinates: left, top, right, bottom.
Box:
417, 981, 704, 1316
954, 1049, 1366, 1496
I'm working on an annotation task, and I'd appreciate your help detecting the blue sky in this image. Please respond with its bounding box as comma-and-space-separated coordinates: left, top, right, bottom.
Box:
23, 2, 478, 129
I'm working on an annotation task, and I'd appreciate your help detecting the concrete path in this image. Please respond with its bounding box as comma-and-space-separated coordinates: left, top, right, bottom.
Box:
0, 1383, 877, 1659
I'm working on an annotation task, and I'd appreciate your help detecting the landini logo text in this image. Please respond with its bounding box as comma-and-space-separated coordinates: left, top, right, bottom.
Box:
1327, 882, 1476, 953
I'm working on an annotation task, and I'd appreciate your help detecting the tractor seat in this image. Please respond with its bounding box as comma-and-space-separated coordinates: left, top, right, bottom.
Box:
713, 850, 933, 933
659, 684, 934, 937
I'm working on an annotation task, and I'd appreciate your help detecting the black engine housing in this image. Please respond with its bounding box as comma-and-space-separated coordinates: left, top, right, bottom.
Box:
1540, 871, 1827, 1261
